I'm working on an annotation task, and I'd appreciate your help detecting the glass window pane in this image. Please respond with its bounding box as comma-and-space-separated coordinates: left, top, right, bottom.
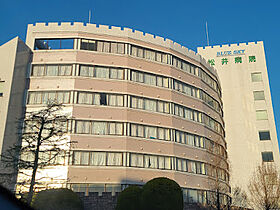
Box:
145, 126, 157, 139
256, 110, 268, 120
81, 152, 89, 165
92, 122, 107, 135
130, 153, 143, 167
259, 131, 271, 140
46, 65, 58, 76
107, 153, 122, 166
261, 152, 274, 162
95, 67, 109, 78
251, 72, 262, 82
73, 152, 81, 165
253, 91, 265, 100
91, 152, 106, 166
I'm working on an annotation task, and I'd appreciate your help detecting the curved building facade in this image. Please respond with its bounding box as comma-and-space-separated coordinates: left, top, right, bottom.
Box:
19, 22, 229, 204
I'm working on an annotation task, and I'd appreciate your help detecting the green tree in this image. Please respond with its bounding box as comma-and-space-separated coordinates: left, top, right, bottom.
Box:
116, 185, 142, 210
141, 177, 183, 210
32, 188, 83, 210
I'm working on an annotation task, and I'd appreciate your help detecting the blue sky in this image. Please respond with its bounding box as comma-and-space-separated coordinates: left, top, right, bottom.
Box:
1, 0, 279, 146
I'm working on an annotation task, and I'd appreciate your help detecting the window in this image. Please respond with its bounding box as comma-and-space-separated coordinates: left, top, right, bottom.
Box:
262, 152, 274, 162
35, 39, 74, 50
81, 39, 97, 51
256, 110, 268, 120
251, 72, 262, 82
253, 91, 265, 100
259, 131, 271, 141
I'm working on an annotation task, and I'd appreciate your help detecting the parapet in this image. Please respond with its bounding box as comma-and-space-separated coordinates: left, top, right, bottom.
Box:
26, 22, 218, 77
198, 41, 264, 51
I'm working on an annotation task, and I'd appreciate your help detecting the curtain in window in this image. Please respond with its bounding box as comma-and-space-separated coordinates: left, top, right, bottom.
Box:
48, 92, 56, 102
110, 68, 119, 79
91, 152, 106, 166
131, 97, 138, 109
158, 156, 165, 169
97, 42, 104, 52
177, 159, 182, 171
115, 123, 123, 135
131, 46, 137, 57
137, 48, 144, 58
137, 98, 144, 109
157, 76, 163, 87
76, 121, 90, 134
73, 152, 81, 165
144, 155, 158, 168
158, 128, 165, 140
130, 153, 143, 167
92, 122, 107, 135
111, 43, 118, 54
144, 99, 156, 112
145, 126, 157, 139
46, 65, 58, 76
116, 95, 123, 106
190, 162, 196, 173
103, 42, 110, 52
93, 94, 101, 105
95, 67, 109, 78
182, 159, 187, 172
59, 65, 72, 76
130, 124, 137, 136
32, 65, 44, 76
81, 152, 89, 165
188, 135, 195, 146
28, 92, 37, 104
117, 43, 124, 54
144, 74, 156, 86
164, 157, 171, 169
109, 122, 116, 135
156, 52, 162, 62
108, 95, 117, 106
107, 153, 122, 166
131, 71, 137, 82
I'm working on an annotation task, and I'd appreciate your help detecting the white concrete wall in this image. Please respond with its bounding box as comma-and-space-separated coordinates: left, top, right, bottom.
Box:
198, 42, 280, 193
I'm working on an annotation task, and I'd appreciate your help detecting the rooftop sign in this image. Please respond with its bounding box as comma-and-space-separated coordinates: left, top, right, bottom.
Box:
216, 50, 245, 57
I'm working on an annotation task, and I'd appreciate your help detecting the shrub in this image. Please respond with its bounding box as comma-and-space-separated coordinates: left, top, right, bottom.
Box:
116, 185, 142, 210
32, 188, 83, 210
141, 177, 183, 210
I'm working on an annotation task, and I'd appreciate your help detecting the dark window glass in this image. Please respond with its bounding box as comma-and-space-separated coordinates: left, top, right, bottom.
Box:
100, 93, 107, 105
259, 131, 271, 141
262, 152, 274, 162
34, 39, 74, 50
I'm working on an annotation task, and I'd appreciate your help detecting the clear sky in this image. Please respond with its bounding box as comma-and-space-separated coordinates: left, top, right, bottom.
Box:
0, 0, 279, 146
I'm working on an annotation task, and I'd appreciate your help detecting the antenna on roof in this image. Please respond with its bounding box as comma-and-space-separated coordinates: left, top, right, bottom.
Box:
88, 10, 92, 24
206, 21, 210, 46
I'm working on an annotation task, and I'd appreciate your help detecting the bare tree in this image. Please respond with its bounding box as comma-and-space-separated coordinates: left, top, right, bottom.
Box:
231, 186, 248, 209
0, 102, 72, 205
248, 163, 280, 210
206, 142, 231, 210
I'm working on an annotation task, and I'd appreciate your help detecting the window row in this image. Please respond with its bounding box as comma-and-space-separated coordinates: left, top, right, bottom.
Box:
173, 80, 221, 114
21, 150, 67, 165
68, 183, 230, 205
80, 39, 125, 54
129, 44, 220, 95
31, 64, 222, 115
79, 65, 124, 80
28, 91, 70, 104
27, 91, 223, 135
32, 65, 72, 76
34, 38, 221, 95
73, 120, 226, 158
71, 151, 229, 182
